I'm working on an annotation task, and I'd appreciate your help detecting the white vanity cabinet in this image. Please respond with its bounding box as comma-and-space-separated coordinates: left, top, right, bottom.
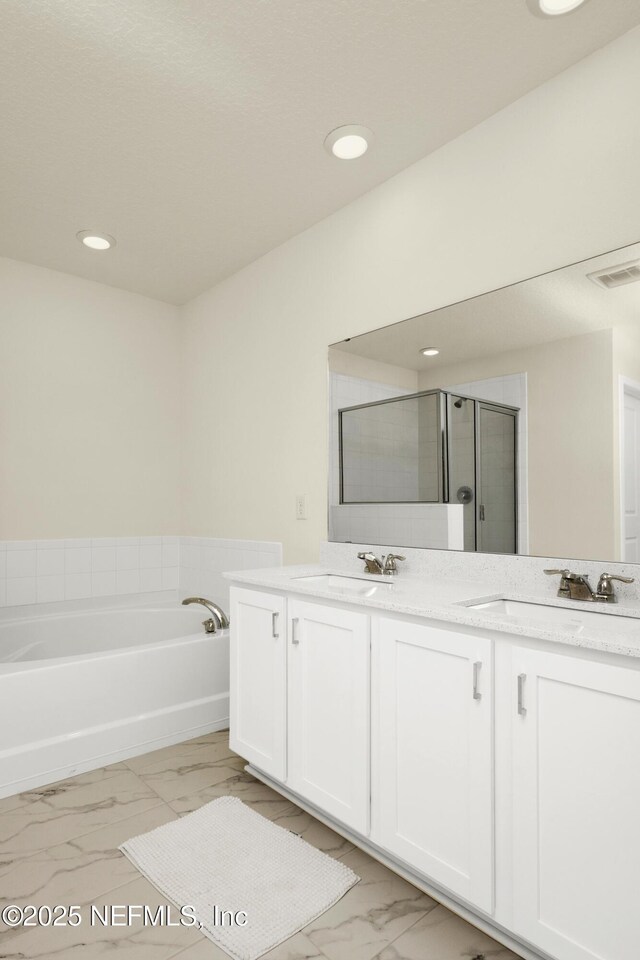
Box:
509, 645, 640, 960
229, 587, 287, 781
229, 580, 640, 960
372, 617, 494, 913
287, 598, 370, 834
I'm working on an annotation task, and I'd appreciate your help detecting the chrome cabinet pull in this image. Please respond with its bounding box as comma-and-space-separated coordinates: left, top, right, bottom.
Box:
517, 673, 526, 716
472, 661, 482, 700
291, 617, 300, 645
271, 612, 279, 639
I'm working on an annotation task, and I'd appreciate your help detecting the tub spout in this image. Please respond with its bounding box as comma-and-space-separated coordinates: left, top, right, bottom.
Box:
181, 597, 230, 632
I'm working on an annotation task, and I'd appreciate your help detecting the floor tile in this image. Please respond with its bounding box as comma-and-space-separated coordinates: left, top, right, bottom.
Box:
0, 803, 178, 931
302, 847, 437, 960
0, 731, 519, 960
375, 905, 522, 960
125, 732, 233, 775
0, 762, 129, 815
261, 931, 327, 960
168, 769, 295, 820
135, 747, 245, 804
0, 875, 204, 959
268, 803, 355, 859
168, 937, 229, 959
0, 769, 164, 858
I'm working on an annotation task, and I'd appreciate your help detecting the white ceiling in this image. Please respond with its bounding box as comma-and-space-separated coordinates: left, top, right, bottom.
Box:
330, 241, 640, 370
2, 1, 640, 305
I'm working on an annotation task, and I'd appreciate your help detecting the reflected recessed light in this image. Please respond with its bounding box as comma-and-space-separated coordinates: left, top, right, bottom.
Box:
420, 347, 439, 357
324, 125, 373, 160
76, 230, 115, 250
527, 0, 589, 16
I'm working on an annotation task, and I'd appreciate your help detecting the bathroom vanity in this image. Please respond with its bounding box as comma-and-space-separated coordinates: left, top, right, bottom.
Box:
227, 557, 640, 960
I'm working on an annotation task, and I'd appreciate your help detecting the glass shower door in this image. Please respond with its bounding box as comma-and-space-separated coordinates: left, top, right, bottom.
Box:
476, 402, 517, 554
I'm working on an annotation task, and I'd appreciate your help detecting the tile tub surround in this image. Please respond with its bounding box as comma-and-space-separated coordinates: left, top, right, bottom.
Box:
0, 536, 180, 609
0, 535, 282, 609
224, 543, 640, 659
178, 536, 282, 609
0, 730, 518, 960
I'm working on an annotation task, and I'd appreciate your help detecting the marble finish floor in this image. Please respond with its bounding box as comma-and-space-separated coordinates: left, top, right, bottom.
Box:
0, 731, 520, 960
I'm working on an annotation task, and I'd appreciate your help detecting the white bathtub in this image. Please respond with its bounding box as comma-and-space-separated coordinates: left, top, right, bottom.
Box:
0, 603, 230, 798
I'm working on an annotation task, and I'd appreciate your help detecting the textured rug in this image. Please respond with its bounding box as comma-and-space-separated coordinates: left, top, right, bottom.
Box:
120, 795, 359, 960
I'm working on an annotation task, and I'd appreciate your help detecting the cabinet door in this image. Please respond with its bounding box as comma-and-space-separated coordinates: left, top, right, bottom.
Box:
511, 647, 640, 960
373, 617, 494, 913
288, 599, 370, 834
229, 587, 287, 781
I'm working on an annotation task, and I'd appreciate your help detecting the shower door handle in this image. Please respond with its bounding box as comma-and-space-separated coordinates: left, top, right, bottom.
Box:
479, 504, 485, 522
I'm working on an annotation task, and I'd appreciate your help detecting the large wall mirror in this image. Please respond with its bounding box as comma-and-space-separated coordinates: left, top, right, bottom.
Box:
328, 240, 640, 564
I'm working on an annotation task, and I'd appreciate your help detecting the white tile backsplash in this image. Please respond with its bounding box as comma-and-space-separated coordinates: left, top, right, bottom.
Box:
7, 550, 37, 579
65, 547, 92, 574
36, 575, 65, 603
0, 534, 282, 610
65, 572, 92, 600
6, 577, 37, 606
116, 568, 140, 594
178, 536, 282, 609
91, 571, 117, 596
139, 544, 162, 568
116, 545, 140, 570
37, 549, 65, 576
91, 546, 117, 571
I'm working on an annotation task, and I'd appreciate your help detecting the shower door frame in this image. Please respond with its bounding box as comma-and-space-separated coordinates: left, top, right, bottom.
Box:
474, 400, 519, 555
445, 394, 519, 554
338, 389, 448, 505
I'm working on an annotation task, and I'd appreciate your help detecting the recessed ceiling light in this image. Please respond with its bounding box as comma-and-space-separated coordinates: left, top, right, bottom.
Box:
420, 347, 439, 357
527, 0, 589, 16
76, 230, 116, 250
324, 125, 373, 160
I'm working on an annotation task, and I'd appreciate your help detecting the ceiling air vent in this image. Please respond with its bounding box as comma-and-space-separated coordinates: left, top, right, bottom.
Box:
587, 259, 640, 290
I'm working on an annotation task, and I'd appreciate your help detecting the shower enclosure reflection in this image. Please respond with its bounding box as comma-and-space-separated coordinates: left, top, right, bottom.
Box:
338, 389, 518, 555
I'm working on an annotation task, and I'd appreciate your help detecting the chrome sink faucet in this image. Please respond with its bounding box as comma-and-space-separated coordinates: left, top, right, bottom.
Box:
182, 597, 230, 633
357, 551, 406, 576
544, 569, 634, 603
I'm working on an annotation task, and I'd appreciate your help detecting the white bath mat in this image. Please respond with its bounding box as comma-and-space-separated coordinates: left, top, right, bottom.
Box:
120, 795, 359, 960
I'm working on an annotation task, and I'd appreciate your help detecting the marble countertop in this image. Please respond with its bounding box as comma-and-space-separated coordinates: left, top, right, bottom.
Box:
224, 563, 640, 659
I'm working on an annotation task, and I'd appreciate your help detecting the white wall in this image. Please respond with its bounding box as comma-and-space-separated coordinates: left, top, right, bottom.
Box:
0, 257, 181, 539
181, 26, 640, 563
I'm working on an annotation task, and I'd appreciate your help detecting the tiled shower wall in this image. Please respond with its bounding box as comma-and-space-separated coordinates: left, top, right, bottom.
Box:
0, 536, 281, 609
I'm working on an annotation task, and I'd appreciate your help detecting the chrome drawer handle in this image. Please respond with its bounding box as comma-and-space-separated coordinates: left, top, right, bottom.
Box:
472, 661, 482, 701
291, 617, 300, 645
272, 612, 279, 639
517, 673, 526, 716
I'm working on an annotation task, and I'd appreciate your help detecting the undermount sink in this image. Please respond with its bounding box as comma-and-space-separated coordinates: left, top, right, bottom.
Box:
293, 574, 395, 598
468, 598, 640, 637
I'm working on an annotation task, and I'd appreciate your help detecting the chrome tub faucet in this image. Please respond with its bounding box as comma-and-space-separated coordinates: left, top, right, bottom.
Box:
182, 597, 230, 633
